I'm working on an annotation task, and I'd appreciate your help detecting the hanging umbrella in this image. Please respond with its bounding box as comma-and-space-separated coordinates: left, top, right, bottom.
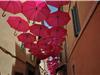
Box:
0, 1, 22, 17
38, 39, 53, 55
38, 37, 65, 46
38, 38, 62, 56
22, 1, 50, 22
50, 26, 67, 38
51, 45, 62, 57
37, 26, 66, 45
24, 40, 53, 59
46, 10, 70, 27
7, 16, 29, 32
46, 1, 69, 8
17, 33, 36, 43
29, 43, 50, 59
47, 57, 60, 75
28, 44, 44, 59
24, 42, 34, 49
30, 24, 50, 38
38, 40, 52, 51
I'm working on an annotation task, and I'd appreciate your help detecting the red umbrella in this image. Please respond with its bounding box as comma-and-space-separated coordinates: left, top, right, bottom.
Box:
51, 45, 62, 57
47, 57, 60, 75
22, 1, 50, 22
29, 43, 50, 59
7, 16, 29, 32
38, 38, 63, 56
38, 39, 53, 55
28, 44, 43, 58
30, 24, 50, 38
17, 33, 36, 43
24, 40, 62, 59
38, 37, 65, 46
46, 1, 69, 8
50, 26, 67, 38
0, 1, 22, 16
24, 42, 34, 49
46, 10, 70, 27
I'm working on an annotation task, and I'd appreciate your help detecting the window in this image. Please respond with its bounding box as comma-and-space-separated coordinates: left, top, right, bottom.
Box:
71, 5, 81, 37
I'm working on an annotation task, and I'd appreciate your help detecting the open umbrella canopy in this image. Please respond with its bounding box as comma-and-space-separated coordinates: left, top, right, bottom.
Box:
17, 33, 36, 43
30, 24, 50, 38
38, 37, 65, 46
38, 40, 52, 52
50, 45, 62, 57
7, 16, 29, 32
0, 1, 22, 14
46, 1, 69, 8
28, 43, 51, 59
46, 10, 70, 27
50, 26, 67, 38
47, 56, 60, 75
24, 42, 34, 49
23, 38, 62, 59
22, 1, 50, 22
37, 38, 63, 56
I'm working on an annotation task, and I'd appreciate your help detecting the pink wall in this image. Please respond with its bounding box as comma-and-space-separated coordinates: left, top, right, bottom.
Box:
67, 3, 100, 75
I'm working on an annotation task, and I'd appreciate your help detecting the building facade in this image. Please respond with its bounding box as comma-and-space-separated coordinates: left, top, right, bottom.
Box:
0, 8, 40, 75
65, 1, 100, 75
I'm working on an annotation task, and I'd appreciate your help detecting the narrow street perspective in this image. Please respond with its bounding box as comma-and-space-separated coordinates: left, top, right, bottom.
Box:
0, 1, 100, 75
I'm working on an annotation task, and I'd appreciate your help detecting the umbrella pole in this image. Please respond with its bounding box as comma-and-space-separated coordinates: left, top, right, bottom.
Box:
2, 11, 6, 17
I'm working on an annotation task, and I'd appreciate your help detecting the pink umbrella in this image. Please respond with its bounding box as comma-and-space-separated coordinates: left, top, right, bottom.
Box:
0, 1, 22, 17
50, 26, 67, 38
29, 43, 51, 59
7, 16, 29, 32
24, 39, 62, 59
17, 33, 36, 43
38, 38, 63, 56
46, 1, 69, 8
46, 10, 70, 27
30, 24, 50, 38
47, 57, 60, 75
24, 42, 34, 49
38, 37, 65, 46
22, 1, 50, 22
38, 39, 53, 55
29, 44, 43, 58
51, 45, 62, 57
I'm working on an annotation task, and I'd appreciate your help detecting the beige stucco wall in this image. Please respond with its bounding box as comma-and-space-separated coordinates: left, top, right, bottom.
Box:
63, 2, 76, 57
0, 7, 27, 75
